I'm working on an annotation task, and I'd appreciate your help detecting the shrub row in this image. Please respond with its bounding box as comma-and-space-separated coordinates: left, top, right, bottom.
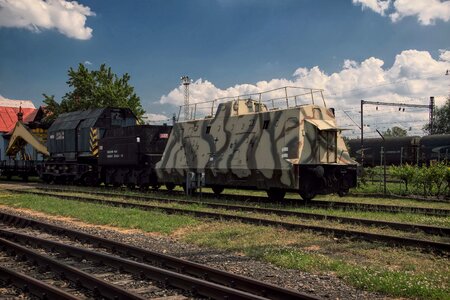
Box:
390, 163, 450, 197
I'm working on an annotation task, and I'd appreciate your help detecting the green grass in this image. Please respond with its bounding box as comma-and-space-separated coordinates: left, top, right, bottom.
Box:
262, 249, 448, 299
0, 192, 199, 234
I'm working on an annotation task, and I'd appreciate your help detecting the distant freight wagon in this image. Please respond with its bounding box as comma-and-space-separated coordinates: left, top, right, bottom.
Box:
347, 134, 450, 167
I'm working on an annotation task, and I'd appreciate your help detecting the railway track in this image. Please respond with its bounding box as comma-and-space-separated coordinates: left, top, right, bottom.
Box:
0, 265, 79, 300
38, 184, 450, 217
194, 192, 450, 216
36, 186, 450, 236
7, 189, 450, 254
349, 192, 450, 204
0, 235, 147, 299
0, 211, 317, 300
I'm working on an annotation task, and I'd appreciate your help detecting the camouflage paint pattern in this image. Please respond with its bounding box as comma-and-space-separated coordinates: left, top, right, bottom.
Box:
156, 99, 357, 194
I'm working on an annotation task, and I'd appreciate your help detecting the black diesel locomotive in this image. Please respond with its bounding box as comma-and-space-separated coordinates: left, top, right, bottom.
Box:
37, 107, 171, 188
347, 135, 450, 167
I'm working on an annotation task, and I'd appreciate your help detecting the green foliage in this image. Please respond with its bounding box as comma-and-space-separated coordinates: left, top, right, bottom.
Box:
446, 167, 450, 187
383, 126, 407, 137
43, 63, 144, 122
359, 166, 379, 186
423, 98, 450, 134
391, 164, 415, 192
390, 163, 449, 197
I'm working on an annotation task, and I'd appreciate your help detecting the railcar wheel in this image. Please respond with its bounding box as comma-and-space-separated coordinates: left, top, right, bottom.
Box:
42, 175, 53, 184
299, 191, 316, 202
152, 185, 160, 190
139, 185, 149, 192
54, 176, 66, 185
338, 189, 349, 197
165, 183, 176, 191
266, 189, 286, 201
84, 173, 99, 187
112, 182, 121, 188
212, 186, 224, 196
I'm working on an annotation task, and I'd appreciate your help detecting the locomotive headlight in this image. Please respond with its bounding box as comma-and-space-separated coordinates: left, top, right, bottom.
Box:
136, 137, 140, 143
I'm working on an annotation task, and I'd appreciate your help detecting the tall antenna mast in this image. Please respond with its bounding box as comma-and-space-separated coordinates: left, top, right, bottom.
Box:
181, 76, 190, 120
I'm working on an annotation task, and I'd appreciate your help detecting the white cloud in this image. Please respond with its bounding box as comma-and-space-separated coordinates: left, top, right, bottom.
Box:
390, 0, 450, 25
0, 95, 36, 108
143, 113, 170, 124
352, 0, 390, 16
84, 60, 92, 65
159, 49, 450, 137
353, 0, 450, 25
440, 49, 450, 62
0, 0, 95, 40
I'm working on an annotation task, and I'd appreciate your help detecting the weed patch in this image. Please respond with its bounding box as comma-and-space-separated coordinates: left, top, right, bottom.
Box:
184, 222, 449, 300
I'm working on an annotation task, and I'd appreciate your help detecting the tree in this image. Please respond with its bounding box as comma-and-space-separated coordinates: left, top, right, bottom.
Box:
43, 63, 144, 122
383, 126, 407, 137
423, 98, 450, 134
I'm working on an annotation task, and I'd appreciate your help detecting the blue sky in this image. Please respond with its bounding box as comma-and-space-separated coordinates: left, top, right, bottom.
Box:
0, 0, 449, 136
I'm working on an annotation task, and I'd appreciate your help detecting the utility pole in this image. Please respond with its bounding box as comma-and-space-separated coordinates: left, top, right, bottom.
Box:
429, 96, 434, 135
360, 100, 364, 167
446, 69, 450, 99
360, 99, 434, 161
376, 129, 387, 195
181, 76, 190, 121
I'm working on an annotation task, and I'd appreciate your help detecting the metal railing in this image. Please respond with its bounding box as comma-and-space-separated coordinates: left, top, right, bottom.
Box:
177, 86, 325, 122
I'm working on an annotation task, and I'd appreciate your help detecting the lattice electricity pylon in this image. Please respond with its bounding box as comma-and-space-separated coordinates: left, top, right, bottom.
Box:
181, 76, 190, 121
359, 98, 434, 166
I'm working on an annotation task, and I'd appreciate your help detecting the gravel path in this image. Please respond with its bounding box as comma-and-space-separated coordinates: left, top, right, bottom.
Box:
0, 205, 393, 300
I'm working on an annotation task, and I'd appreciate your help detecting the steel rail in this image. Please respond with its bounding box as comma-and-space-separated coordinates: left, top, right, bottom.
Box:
0, 266, 80, 300
349, 192, 450, 204
36, 187, 450, 236
307, 200, 450, 216
0, 211, 318, 300
0, 237, 146, 300
7, 190, 450, 254
0, 229, 276, 300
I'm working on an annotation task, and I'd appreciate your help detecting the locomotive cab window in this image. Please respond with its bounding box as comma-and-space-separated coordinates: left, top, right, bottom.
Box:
111, 111, 124, 126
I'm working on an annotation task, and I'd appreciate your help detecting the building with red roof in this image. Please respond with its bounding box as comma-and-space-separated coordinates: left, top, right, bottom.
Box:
0, 99, 37, 133
1, 98, 38, 161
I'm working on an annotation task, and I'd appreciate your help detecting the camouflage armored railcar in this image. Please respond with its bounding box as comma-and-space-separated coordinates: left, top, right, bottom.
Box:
156, 92, 357, 201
